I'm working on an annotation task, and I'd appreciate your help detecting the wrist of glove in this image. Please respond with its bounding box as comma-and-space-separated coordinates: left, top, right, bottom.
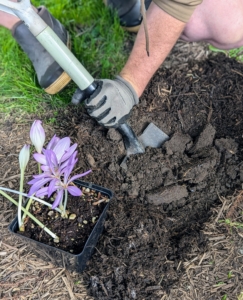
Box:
84, 75, 139, 128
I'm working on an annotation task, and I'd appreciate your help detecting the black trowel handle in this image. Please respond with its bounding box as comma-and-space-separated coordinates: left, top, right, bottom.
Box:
71, 82, 97, 105
117, 123, 145, 155
72, 82, 145, 155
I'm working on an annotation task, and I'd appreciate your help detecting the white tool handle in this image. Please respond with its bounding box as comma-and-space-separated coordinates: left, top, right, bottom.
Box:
0, 0, 94, 90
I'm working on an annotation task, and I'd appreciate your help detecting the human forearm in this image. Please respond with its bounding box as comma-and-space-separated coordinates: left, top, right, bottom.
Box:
120, 2, 186, 97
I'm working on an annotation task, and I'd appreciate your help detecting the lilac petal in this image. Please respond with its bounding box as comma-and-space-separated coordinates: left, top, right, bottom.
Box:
52, 189, 64, 209
63, 165, 74, 184
27, 179, 37, 185
67, 186, 82, 196
28, 176, 48, 185
30, 120, 45, 153
62, 151, 78, 182
51, 153, 59, 167
33, 153, 47, 165
35, 187, 49, 197
53, 137, 71, 162
28, 178, 52, 196
48, 179, 59, 198
60, 143, 77, 163
46, 134, 60, 150
32, 173, 48, 179
41, 165, 50, 172
60, 151, 77, 173
68, 170, 92, 183
44, 151, 54, 173
59, 159, 71, 173
29, 173, 51, 184
45, 149, 59, 175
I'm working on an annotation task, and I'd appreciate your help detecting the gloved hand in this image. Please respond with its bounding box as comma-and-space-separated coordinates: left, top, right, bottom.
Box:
84, 76, 139, 128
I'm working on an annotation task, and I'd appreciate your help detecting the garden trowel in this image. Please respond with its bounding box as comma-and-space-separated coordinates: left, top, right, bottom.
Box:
73, 88, 169, 169
117, 122, 169, 169
0, 0, 169, 169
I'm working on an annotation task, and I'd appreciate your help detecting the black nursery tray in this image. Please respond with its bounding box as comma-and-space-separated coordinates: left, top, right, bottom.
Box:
9, 180, 113, 273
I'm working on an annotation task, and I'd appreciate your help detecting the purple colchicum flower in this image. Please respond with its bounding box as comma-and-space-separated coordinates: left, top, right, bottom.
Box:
52, 168, 92, 209
30, 120, 45, 153
28, 135, 91, 210
33, 137, 77, 171
46, 134, 60, 150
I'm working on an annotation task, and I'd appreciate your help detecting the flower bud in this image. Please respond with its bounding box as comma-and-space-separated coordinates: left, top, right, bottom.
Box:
19, 144, 30, 171
30, 120, 45, 153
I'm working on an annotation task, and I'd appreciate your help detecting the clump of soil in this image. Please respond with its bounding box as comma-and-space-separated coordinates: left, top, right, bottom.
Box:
19, 185, 109, 254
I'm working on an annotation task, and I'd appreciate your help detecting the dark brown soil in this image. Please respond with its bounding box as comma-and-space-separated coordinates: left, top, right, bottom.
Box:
1, 53, 243, 299
56, 53, 242, 300
19, 186, 108, 254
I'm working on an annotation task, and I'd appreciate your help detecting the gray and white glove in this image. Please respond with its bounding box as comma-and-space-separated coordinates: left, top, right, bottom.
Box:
85, 76, 139, 128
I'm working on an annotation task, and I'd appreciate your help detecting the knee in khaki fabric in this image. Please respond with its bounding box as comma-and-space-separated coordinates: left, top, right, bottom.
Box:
152, 0, 203, 22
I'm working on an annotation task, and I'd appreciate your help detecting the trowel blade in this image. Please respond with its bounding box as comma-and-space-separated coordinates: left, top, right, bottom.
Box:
120, 123, 169, 170
138, 123, 169, 148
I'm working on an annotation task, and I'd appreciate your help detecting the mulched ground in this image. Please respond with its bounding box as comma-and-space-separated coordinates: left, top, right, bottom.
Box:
1, 44, 243, 300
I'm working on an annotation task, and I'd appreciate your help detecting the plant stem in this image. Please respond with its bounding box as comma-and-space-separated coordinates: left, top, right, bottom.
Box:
0, 187, 62, 213
18, 168, 25, 228
63, 189, 68, 214
21, 196, 33, 223
0, 190, 58, 239
38, 162, 41, 174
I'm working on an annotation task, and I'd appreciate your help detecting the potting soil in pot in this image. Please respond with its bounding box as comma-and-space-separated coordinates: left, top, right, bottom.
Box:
19, 187, 108, 254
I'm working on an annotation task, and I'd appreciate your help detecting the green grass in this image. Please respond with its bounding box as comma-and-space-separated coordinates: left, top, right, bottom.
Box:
219, 218, 243, 229
0, 0, 130, 115
209, 45, 243, 61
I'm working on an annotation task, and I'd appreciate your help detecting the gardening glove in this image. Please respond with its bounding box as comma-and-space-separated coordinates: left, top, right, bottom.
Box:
82, 76, 139, 128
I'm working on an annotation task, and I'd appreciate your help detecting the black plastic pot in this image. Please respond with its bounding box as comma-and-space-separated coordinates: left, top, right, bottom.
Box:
8, 180, 113, 273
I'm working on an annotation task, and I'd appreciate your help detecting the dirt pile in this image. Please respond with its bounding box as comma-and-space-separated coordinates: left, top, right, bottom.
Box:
48, 54, 242, 299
